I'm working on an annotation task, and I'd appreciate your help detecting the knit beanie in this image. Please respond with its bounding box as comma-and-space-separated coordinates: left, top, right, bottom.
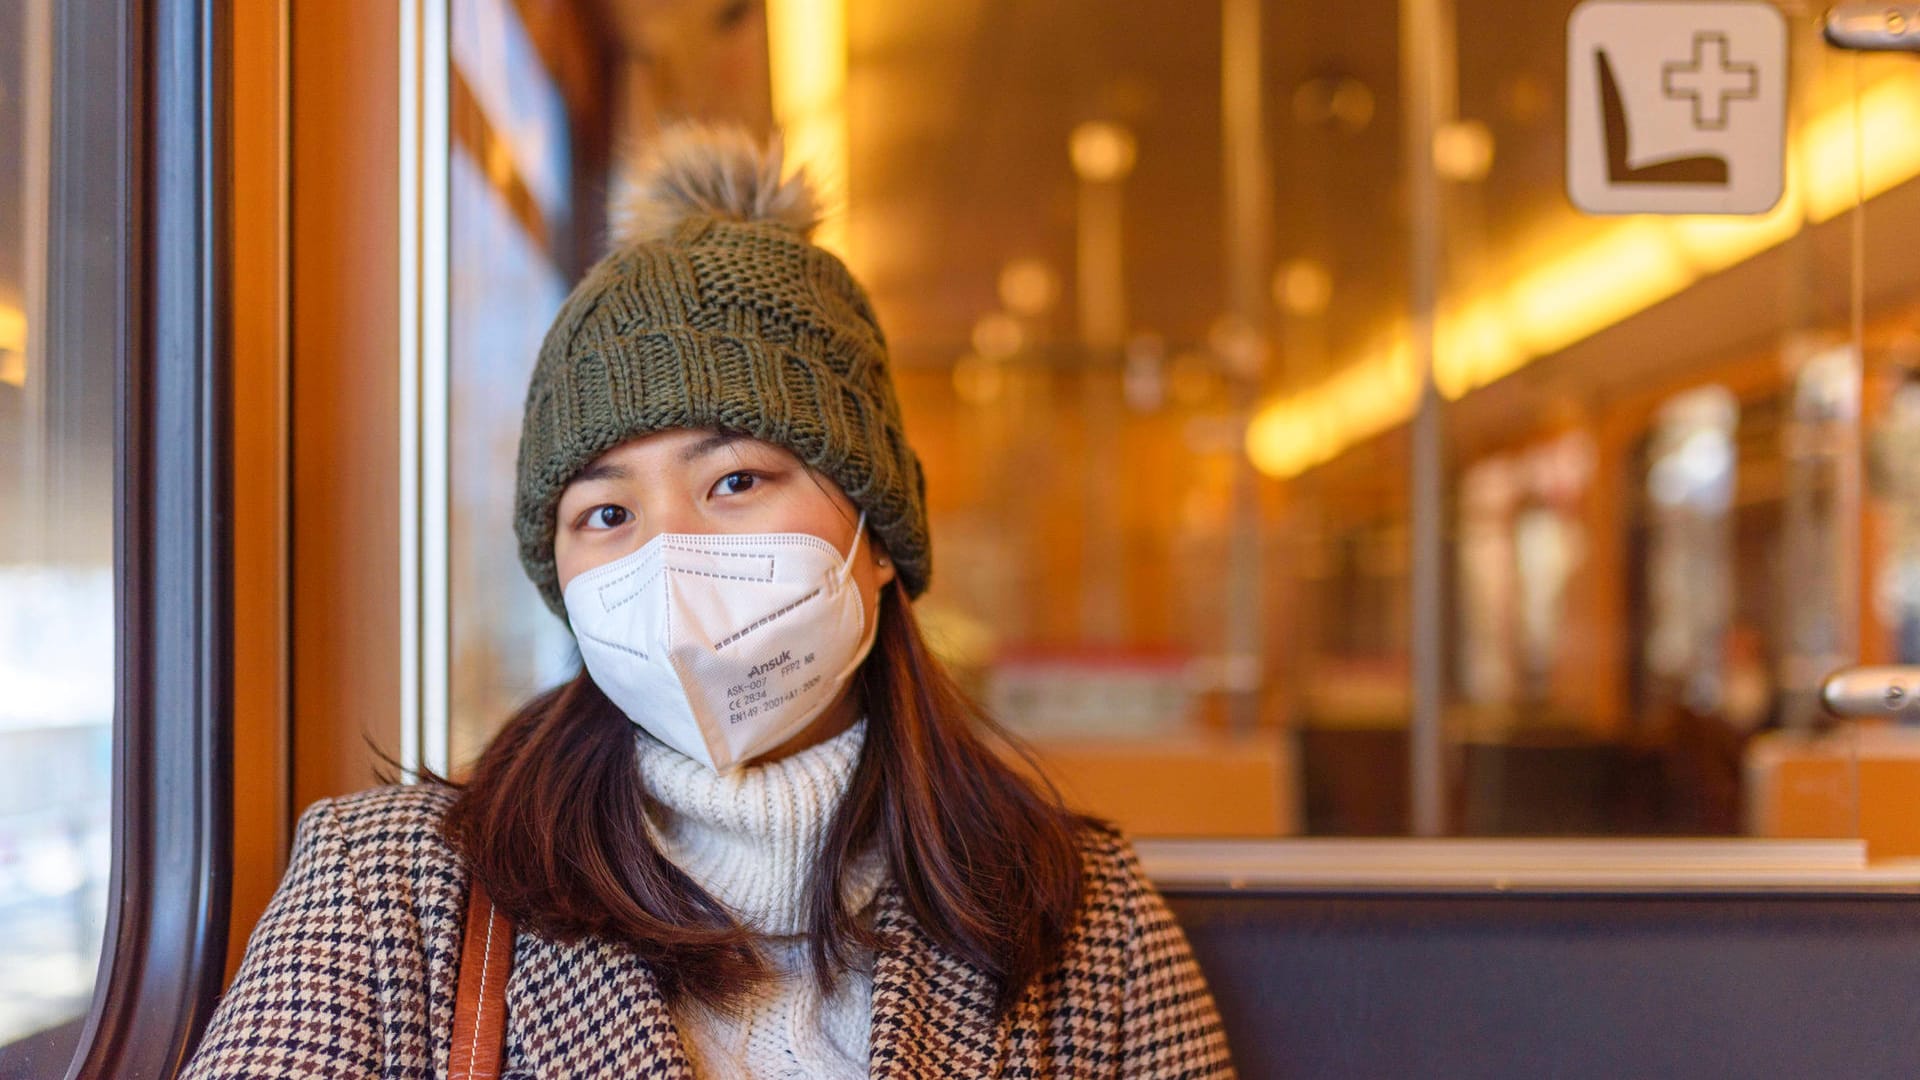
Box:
513, 122, 931, 617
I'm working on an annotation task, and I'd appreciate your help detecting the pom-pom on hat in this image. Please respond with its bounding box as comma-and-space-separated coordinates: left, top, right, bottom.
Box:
513, 121, 931, 618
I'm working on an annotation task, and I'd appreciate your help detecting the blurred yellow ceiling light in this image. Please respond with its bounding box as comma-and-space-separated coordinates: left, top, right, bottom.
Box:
1069, 121, 1137, 184
1248, 67, 1920, 480
1246, 345, 1416, 477
0, 305, 25, 387
1433, 119, 1495, 182
1245, 401, 1324, 476
1273, 256, 1334, 317
1801, 68, 1920, 223
998, 258, 1060, 316
1666, 166, 1804, 273
1503, 219, 1693, 357
1436, 299, 1521, 399
766, 0, 849, 258
971, 312, 1025, 359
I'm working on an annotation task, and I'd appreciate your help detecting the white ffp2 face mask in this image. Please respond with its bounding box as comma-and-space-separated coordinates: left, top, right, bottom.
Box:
562, 511, 878, 772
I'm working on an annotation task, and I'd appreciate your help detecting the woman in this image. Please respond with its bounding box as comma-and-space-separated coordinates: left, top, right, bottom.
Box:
184, 122, 1234, 1078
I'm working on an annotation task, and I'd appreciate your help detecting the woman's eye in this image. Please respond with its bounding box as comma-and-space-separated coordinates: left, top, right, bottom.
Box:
584, 505, 631, 530
713, 471, 758, 496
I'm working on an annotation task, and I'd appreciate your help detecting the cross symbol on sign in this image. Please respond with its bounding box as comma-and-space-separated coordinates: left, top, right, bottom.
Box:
1661, 31, 1758, 131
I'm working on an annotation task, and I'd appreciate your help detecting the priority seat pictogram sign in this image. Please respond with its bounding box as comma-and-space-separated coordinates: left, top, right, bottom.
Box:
1567, 1, 1787, 214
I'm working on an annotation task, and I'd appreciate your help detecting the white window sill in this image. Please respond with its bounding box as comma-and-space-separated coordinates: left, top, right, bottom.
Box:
1137, 837, 1920, 894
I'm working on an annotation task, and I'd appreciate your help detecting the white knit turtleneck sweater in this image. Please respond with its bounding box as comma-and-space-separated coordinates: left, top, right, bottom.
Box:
635, 719, 884, 1080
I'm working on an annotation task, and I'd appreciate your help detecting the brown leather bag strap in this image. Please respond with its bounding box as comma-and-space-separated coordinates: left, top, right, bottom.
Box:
450, 876, 516, 1079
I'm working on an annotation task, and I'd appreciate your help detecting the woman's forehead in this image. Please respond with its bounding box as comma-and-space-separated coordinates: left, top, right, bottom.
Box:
574, 428, 795, 476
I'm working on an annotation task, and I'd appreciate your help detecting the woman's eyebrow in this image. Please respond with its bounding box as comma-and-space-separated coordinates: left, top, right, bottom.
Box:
571, 461, 631, 485
679, 431, 746, 464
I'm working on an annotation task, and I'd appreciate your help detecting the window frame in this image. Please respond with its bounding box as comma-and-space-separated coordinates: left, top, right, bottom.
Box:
61, 0, 233, 1074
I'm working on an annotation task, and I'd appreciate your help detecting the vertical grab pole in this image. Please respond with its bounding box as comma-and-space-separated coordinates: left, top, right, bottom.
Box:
1402, 0, 1453, 836
1069, 120, 1135, 643
398, 0, 451, 781
1222, 0, 1271, 730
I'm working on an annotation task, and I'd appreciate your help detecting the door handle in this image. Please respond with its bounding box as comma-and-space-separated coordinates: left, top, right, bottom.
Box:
1825, 4, 1920, 51
1821, 665, 1920, 719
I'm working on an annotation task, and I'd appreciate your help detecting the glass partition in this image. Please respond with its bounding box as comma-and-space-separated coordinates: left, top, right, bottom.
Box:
434, 0, 1920, 856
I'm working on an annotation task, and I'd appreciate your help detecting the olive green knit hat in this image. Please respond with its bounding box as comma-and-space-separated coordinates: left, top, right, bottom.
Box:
514, 123, 930, 618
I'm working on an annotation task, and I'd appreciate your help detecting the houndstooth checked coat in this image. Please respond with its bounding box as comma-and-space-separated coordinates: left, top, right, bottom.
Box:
181, 783, 1236, 1078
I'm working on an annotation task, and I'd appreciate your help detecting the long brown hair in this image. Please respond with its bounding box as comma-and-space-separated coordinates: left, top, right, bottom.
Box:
440, 576, 1087, 1014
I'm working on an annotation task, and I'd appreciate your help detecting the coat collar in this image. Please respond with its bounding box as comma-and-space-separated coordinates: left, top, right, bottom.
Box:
508, 931, 697, 1078
866, 886, 1012, 1079
507, 886, 1009, 1078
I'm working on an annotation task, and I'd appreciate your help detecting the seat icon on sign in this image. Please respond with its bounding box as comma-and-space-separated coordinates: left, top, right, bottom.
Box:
1597, 48, 1727, 185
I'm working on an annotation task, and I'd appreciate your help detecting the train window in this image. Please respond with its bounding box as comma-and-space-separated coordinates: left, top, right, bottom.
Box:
0, 0, 121, 1060
446, 0, 587, 771
1, 0, 228, 1074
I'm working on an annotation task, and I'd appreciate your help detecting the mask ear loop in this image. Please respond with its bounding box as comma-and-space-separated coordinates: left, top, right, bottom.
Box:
840, 509, 868, 582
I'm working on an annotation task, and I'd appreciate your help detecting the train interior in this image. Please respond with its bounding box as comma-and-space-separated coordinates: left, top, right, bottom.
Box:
7, 0, 1920, 1075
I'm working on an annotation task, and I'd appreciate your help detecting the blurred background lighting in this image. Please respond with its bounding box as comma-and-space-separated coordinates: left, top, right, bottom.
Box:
766, 0, 849, 257
998, 257, 1061, 316
0, 305, 25, 386
1801, 70, 1920, 222
1433, 118, 1495, 182
1291, 73, 1375, 133
1069, 120, 1137, 184
1248, 66, 1920, 479
971, 311, 1026, 359
1272, 257, 1333, 317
